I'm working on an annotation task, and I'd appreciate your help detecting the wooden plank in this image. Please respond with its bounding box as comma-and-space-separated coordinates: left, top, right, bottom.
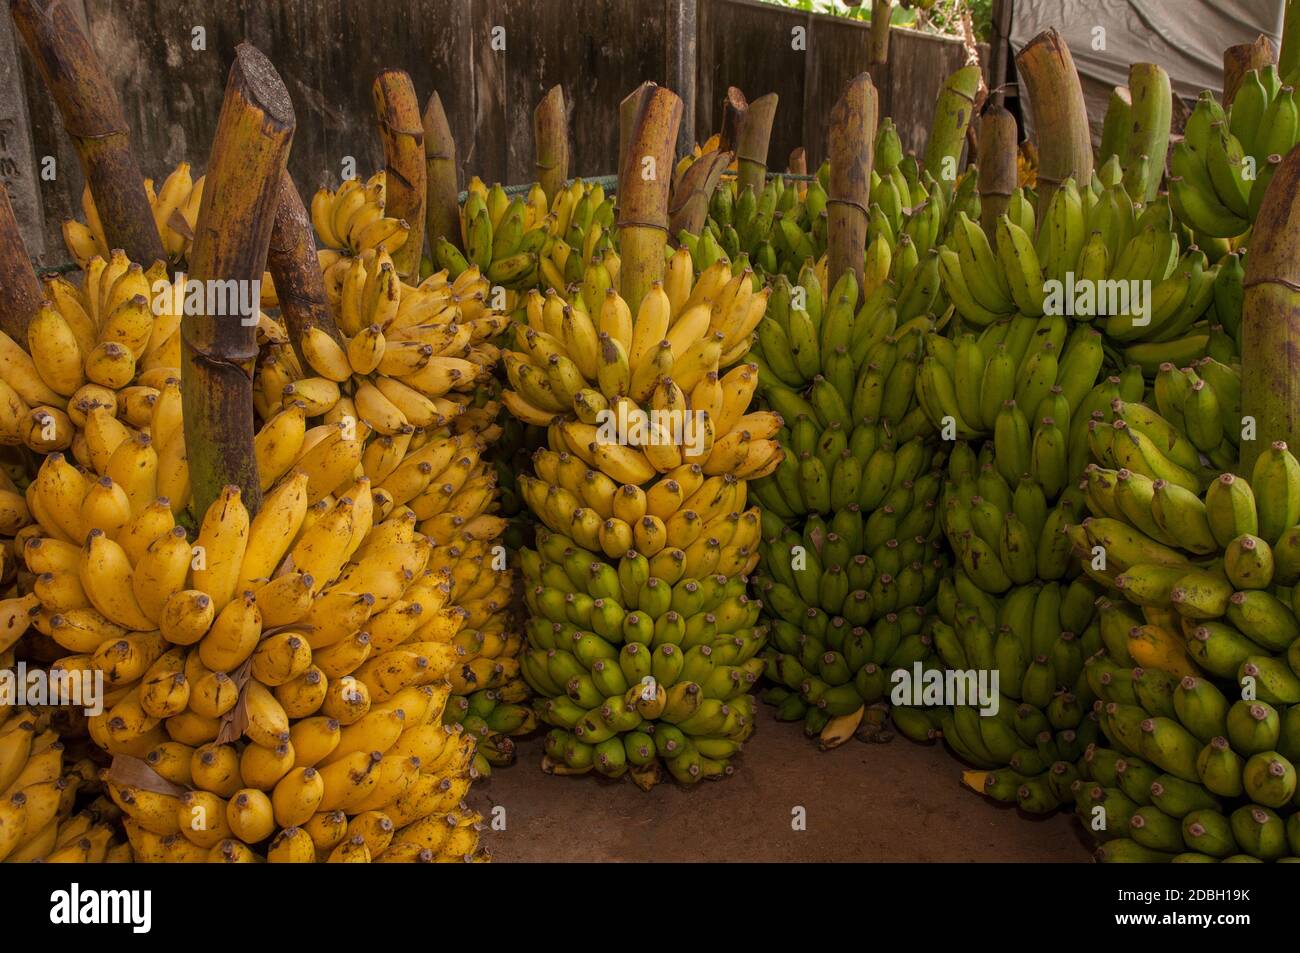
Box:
696, 0, 807, 165
805, 14, 876, 169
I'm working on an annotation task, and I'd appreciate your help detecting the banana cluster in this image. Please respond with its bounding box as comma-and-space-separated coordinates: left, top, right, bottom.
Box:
751, 260, 942, 400
0, 709, 132, 862
436, 177, 614, 291
310, 170, 413, 261
1057, 437, 1300, 861
757, 493, 947, 743
0, 254, 182, 461
260, 251, 505, 435
686, 165, 824, 281
1168, 70, 1297, 238
519, 527, 763, 786
503, 250, 778, 481
941, 169, 1220, 356
934, 573, 1104, 814
20, 454, 494, 862
63, 163, 204, 267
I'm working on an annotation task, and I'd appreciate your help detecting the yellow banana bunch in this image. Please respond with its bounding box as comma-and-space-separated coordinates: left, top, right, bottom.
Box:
21, 453, 488, 861
502, 247, 779, 490
63, 163, 205, 267
0, 708, 129, 861
264, 247, 505, 437
0, 253, 183, 467
310, 170, 413, 260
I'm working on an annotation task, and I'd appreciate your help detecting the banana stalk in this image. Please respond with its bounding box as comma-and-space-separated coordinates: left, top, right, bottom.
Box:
977, 103, 1018, 241
718, 86, 748, 154
183, 43, 296, 517
827, 72, 878, 292
0, 183, 43, 339
618, 81, 656, 195
268, 170, 344, 372
869, 0, 892, 70
923, 64, 981, 187
735, 93, 778, 197
422, 90, 461, 254
617, 84, 682, 314
1241, 146, 1300, 472
1015, 28, 1093, 218
788, 146, 807, 177
1122, 63, 1171, 203
372, 69, 427, 280
534, 84, 570, 208
11, 0, 164, 265
1223, 34, 1276, 107
668, 148, 732, 238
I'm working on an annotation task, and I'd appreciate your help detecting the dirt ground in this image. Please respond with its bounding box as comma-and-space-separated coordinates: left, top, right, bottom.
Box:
469, 705, 1094, 862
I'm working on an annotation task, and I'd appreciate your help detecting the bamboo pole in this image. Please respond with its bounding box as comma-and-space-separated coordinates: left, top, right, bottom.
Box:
0, 183, 44, 340
1241, 145, 1300, 472
617, 85, 682, 314
10, 0, 163, 265
422, 91, 461, 254
923, 65, 981, 190
534, 84, 569, 208
827, 73, 878, 292
1224, 35, 1277, 107
183, 43, 295, 518
735, 93, 778, 197
1015, 29, 1093, 220
268, 170, 342, 374
619, 81, 657, 201
668, 149, 732, 238
977, 104, 1018, 241
372, 69, 426, 281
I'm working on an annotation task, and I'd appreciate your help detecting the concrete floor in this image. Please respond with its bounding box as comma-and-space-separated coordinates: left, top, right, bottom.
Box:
470, 705, 1093, 862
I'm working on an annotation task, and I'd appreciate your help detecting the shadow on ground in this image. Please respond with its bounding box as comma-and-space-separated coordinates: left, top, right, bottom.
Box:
470, 703, 1094, 862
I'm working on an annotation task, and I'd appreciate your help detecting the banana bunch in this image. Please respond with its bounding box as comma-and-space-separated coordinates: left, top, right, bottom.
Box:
63, 163, 205, 266
755, 489, 947, 744
519, 527, 763, 787
1081, 357, 1242, 484
502, 248, 778, 483
1, 254, 185, 468
916, 317, 1105, 465
936, 572, 1106, 814
437, 177, 615, 291
941, 171, 1220, 355
685, 167, 824, 281
0, 708, 132, 861
1057, 436, 1300, 861
261, 250, 506, 437
1167, 69, 1297, 238
749, 256, 943, 399
256, 357, 527, 779
21, 455, 492, 861
309, 170, 414, 261
1078, 628, 1300, 862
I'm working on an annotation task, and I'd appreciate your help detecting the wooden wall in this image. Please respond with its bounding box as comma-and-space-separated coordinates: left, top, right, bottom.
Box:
5, 0, 982, 264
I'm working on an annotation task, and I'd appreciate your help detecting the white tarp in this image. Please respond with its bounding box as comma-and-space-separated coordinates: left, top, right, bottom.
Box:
1009, 0, 1286, 141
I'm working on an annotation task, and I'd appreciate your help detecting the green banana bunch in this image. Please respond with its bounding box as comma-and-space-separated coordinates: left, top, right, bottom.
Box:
518, 528, 766, 788
690, 170, 820, 281
1168, 69, 1298, 239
